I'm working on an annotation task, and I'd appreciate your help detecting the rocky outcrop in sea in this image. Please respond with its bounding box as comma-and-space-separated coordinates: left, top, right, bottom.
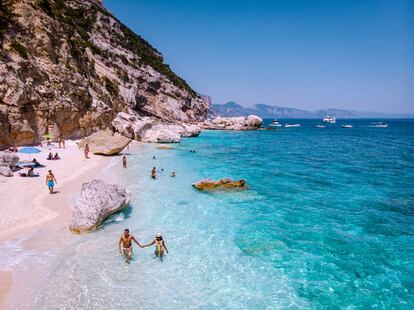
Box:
192, 178, 249, 190
202, 115, 262, 130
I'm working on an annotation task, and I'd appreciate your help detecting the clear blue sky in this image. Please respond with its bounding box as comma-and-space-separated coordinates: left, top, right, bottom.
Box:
104, 0, 414, 113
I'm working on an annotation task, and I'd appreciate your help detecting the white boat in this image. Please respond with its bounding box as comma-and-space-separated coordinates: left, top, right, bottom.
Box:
316, 125, 326, 128
341, 124, 353, 128
374, 122, 388, 128
323, 115, 336, 123
269, 119, 282, 127
285, 124, 301, 128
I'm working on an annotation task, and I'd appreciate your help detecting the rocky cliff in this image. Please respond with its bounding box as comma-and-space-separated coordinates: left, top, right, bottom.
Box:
0, 0, 208, 148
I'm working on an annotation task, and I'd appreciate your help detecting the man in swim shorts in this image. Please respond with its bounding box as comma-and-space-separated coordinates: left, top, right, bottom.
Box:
118, 229, 143, 263
46, 170, 57, 194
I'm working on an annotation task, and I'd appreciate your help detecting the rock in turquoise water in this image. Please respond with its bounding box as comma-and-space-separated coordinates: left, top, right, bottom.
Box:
70, 179, 130, 233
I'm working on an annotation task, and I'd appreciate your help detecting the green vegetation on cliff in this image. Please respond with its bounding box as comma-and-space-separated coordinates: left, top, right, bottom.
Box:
11, 40, 29, 59
36, 0, 196, 97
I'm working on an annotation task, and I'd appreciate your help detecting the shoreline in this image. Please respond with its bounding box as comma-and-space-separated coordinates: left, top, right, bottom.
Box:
0, 141, 114, 308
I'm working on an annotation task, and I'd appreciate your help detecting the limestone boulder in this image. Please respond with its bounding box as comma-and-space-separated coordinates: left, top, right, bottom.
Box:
70, 179, 130, 233
0, 152, 19, 167
141, 124, 181, 143
77, 130, 131, 155
0, 166, 13, 177
246, 115, 263, 127
192, 178, 249, 190
202, 115, 262, 130
180, 124, 201, 137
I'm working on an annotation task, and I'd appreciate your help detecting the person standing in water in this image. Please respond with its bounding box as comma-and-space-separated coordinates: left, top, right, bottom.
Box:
143, 233, 169, 261
84, 143, 89, 159
151, 167, 157, 179
122, 156, 127, 168
46, 170, 57, 194
118, 229, 143, 264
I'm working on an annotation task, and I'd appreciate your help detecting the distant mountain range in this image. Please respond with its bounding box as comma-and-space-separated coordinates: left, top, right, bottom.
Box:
209, 102, 414, 119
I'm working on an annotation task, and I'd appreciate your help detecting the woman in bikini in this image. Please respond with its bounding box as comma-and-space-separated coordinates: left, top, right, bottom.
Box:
143, 233, 169, 261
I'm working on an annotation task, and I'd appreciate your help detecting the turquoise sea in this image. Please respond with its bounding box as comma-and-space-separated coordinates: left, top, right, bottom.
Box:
35, 119, 414, 309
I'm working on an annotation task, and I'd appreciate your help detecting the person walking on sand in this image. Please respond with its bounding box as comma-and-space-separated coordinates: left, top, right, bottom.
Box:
143, 233, 169, 261
46, 170, 57, 194
118, 229, 143, 263
123, 156, 127, 168
151, 167, 157, 179
84, 143, 90, 159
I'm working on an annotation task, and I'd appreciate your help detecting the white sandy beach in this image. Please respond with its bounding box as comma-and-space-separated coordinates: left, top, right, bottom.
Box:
0, 140, 113, 308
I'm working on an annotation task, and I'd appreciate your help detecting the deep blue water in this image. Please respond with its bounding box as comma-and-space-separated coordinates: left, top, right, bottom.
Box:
35, 119, 414, 309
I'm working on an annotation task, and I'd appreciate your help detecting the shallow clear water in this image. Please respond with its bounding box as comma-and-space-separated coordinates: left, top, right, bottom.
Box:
34, 119, 414, 309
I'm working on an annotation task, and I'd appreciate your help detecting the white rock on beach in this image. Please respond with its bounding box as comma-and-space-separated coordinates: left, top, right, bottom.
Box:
0, 166, 13, 177
0, 152, 19, 167
70, 179, 131, 233
202, 115, 262, 130
77, 130, 131, 155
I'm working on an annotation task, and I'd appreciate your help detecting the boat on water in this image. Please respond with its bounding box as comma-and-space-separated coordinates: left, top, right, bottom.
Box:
285, 124, 301, 128
373, 122, 389, 128
269, 119, 282, 127
341, 124, 353, 128
323, 115, 336, 123
316, 125, 326, 128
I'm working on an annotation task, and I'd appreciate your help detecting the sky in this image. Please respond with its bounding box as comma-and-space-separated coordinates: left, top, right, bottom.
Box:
104, 0, 414, 113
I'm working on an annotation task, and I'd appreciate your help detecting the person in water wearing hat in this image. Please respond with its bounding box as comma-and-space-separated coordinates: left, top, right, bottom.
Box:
118, 228, 143, 264
143, 233, 169, 261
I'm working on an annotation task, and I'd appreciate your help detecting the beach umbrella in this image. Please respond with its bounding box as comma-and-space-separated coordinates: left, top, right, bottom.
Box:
18, 147, 41, 160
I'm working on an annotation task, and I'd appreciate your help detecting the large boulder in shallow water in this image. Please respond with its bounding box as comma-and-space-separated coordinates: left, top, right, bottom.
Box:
77, 130, 131, 155
192, 178, 248, 190
70, 179, 130, 234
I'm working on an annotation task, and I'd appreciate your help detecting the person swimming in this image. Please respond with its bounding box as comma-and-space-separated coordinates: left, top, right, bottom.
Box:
118, 229, 143, 264
122, 155, 127, 168
143, 233, 169, 261
151, 167, 157, 179
171, 171, 176, 177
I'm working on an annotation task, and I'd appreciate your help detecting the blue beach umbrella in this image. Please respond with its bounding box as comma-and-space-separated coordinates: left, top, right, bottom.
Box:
18, 147, 41, 160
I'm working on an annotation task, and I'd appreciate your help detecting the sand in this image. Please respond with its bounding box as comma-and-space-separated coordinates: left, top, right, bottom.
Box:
0, 140, 113, 307
0, 272, 11, 309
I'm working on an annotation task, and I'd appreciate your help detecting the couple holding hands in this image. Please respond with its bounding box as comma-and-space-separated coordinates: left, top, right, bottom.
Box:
119, 229, 168, 263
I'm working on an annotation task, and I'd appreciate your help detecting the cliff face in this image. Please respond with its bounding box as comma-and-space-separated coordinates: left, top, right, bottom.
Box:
0, 0, 208, 148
